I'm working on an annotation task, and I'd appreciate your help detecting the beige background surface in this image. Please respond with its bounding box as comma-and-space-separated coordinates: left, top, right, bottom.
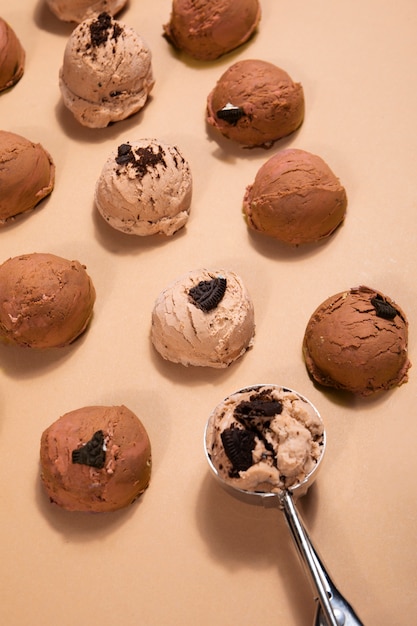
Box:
1, 1, 416, 625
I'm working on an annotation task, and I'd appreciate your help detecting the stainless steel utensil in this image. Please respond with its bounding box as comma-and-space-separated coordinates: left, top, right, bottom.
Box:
204, 385, 364, 626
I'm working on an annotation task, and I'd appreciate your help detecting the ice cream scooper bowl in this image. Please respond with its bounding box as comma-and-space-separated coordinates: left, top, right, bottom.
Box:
204, 385, 364, 626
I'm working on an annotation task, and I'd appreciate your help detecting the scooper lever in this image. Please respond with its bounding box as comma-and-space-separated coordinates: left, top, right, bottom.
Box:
279, 491, 364, 626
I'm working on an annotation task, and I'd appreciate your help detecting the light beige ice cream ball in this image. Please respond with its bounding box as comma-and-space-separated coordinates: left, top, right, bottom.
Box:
59, 12, 154, 128
95, 139, 192, 236
151, 269, 255, 368
46, 0, 128, 23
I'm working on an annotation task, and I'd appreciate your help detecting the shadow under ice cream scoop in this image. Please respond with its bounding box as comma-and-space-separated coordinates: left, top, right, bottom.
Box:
205, 385, 364, 626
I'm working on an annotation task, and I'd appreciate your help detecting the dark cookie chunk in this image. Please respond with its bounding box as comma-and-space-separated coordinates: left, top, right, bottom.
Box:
72, 430, 106, 469
115, 144, 166, 177
90, 13, 122, 48
371, 294, 398, 320
216, 103, 246, 125
221, 427, 256, 475
189, 277, 227, 312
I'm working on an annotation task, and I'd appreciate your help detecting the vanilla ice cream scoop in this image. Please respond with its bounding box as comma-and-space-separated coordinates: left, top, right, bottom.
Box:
151, 268, 255, 368
46, 0, 128, 23
0, 17, 25, 92
163, 0, 261, 61
59, 12, 154, 128
95, 139, 192, 236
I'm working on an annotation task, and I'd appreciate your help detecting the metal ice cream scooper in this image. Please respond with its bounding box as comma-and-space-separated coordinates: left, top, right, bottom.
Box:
204, 385, 364, 626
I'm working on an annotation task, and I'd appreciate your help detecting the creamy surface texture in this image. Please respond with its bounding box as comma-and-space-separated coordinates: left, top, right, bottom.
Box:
303, 286, 411, 395
206, 59, 304, 148
0, 17, 25, 92
243, 148, 347, 245
40, 405, 152, 512
0, 130, 55, 225
46, 0, 128, 23
206, 385, 325, 494
151, 268, 255, 368
163, 0, 261, 61
95, 139, 192, 236
59, 12, 154, 128
0, 253, 95, 348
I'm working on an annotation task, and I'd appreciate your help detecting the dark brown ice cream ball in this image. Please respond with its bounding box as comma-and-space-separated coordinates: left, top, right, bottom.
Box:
303, 286, 411, 396
243, 148, 347, 245
40, 405, 152, 512
0, 18, 25, 92
206, 59, 304, 148
163, 0, 261, 61
0, 130, 55, 225
0, 253, 95, 348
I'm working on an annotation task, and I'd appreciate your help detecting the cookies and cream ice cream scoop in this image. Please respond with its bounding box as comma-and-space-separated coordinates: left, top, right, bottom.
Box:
205, 385, 364, 626
59, 12, 154, 128
95, 139, 192, 236
151, 268, 255, 368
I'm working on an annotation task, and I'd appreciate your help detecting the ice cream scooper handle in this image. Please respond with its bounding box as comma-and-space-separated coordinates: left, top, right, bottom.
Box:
280, 491, 364, 626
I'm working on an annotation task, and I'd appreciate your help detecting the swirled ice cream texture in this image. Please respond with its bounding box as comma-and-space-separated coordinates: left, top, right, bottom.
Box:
206, 385, 325, 494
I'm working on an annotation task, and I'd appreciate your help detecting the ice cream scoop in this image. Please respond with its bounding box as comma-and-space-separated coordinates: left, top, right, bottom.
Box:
205, 385, 364, 626
206, 59, 304, 148
95, 139, 192, 236
303, 286, 411, 395
0, 17, 25, 92
243, 148, 347, 245
40, 404, 152, 512
46, 0, 128, 23
151, 268, 255, 368
0, 252, 95, 348
0, 130, 55, 225
59, 12, 154, 128
163, 0, 261, 61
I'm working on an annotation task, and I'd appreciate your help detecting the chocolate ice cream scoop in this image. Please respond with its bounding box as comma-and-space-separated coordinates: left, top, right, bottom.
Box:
46, 0, 128, 23
0, 130, 55, 225
205, 385, 364, 626
0, 17, 25, 92
243, 148, 347, 245
40, 405, 152, 512
303, 286, 411, 396
0, 253, 96, 348
59, 12, 154, 128
206, 59, 304, 148
163, 0, 261, 61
